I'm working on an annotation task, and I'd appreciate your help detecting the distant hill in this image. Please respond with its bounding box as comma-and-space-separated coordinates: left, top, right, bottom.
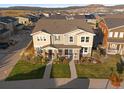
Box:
0, 4, 124, 12
110, 5, 124, 9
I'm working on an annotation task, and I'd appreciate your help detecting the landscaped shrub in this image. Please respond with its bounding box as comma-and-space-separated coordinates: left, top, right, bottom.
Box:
53, 56, 69, 64
79, 57, 102, 64
63, 58, 69, 64
42, 57, 48, 64
33, 56, 43, 63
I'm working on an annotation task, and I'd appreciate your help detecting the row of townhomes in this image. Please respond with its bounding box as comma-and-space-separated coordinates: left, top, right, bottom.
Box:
31, 19, 95, 60
104, 15, 124, 55
31, 14, 124, 61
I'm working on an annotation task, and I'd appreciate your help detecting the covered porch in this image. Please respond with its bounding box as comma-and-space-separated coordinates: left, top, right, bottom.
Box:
36, 44, 81, 60
107, 42, 124, 55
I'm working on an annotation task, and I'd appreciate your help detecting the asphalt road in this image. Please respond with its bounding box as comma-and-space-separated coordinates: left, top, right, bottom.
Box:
0, 31, 31, 67
0, 31, 32, 80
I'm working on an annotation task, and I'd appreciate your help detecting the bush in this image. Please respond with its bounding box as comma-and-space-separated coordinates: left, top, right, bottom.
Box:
42, 57, 48, 64
33, 56, 42, 63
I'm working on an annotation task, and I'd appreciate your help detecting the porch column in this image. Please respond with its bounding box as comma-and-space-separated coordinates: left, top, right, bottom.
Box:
62, 49, 65, 57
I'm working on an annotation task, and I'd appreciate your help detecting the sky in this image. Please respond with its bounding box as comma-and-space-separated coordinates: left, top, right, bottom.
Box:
0, 0, 124, 8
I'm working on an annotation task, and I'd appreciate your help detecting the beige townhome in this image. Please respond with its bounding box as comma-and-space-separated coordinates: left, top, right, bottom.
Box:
16, 16, 32, 26
105, 18, 124, 55
31, 19, 95, 60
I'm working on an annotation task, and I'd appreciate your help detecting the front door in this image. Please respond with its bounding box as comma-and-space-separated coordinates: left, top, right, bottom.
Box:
48, 50, 52, 60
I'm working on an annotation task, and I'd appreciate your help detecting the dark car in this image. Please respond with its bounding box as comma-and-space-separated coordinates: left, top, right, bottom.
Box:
0, 43, 9, 49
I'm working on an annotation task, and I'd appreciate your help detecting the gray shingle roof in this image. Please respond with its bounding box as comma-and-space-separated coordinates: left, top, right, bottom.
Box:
105, 18, 124, 29
32, 19, 94, 34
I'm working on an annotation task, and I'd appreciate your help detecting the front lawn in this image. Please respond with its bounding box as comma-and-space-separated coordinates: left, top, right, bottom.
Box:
6, 60, 46, 81
76, 55, 121, 79
50, 64, 71, 78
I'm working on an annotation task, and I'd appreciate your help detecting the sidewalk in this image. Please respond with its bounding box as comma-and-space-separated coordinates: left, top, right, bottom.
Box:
69, 60, 77, 79
43, 61, 52, 79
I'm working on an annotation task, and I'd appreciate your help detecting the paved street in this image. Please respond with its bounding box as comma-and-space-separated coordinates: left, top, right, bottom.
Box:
0, 31, 31, 80
0, 78, 123, 89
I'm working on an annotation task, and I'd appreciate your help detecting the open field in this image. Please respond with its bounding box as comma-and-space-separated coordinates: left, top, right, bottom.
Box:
0, 10, 35, 17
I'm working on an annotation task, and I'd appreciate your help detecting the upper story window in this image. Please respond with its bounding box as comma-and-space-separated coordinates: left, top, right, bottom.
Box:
40, 37, 42, 41
37, 36, 46, 41
69, 36, 73, 42
81, 37, 85, 42
109, 32, 113, 37
114, 32, 118, 38
37, 37, 40, 41
55, 35, 60, 41
43, 36, 46, 41
86, 37, 89, 42
119, 32, 124, 38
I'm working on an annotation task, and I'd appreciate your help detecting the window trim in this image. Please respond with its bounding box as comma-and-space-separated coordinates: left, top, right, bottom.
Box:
114, 32, 118, 38
69, 36, 74, 42
86, 37, 89, 42
109, 32, 113, 37
81, 37, 85, 42
55, 35, 60, 41
119, 32, 124, 38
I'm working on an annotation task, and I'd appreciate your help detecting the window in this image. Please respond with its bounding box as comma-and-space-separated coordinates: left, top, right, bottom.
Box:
68, 49, 73, 55
37, 37, 40, 41
55, 35, 60, 40
40, 37, 42, 41
114, 32, 118, 38
119, 32, 124, 38
65, 49, 68, 55
69, 36, 73, 42
86, 37, 89, 42
109, 32, 113, 37
43, 36, 46, 41
84, 48, 88, 52
81, 37, 85, 42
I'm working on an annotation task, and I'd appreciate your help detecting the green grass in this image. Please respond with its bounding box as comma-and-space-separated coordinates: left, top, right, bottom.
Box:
51, 64, 71, 78
76, 55, 121, 79
6, 60, 46, 81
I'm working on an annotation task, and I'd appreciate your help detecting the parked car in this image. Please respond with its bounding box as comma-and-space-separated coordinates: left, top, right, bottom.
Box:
8, 40, 17, 46
0, 43, 9, 49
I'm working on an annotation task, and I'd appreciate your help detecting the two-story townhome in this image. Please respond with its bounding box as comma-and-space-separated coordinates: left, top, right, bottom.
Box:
16, 16, 33, 26
105, 18, 124, 55
31, 19, 95, 61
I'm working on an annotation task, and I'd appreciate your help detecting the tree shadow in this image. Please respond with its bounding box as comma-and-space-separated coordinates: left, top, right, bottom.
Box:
5, 65, 46, 81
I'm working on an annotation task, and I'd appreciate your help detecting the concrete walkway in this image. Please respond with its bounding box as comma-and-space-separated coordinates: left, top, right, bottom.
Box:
69, 60, 77, 79
43, 61, 52, 78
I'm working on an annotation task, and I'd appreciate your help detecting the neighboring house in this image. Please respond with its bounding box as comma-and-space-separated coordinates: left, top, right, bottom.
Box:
16, 16, 32, 26
105, 18, 124, 55
31, 19, 95, 60
0, 16, 19, 33
85, 14, 97, 24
